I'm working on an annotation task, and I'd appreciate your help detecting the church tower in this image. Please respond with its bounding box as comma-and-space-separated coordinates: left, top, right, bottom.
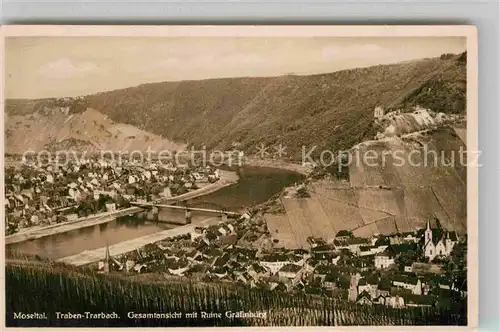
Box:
425, 219, 432, 244
374, 106, 385, 120
445, 232, 453, 255
103, 244, 110, 274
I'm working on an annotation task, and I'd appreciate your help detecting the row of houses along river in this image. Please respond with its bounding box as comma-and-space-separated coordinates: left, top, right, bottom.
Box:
6, 166, 304, 263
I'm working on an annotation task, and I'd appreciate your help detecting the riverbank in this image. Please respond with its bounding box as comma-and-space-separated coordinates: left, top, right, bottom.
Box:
243, 157, 313, 176
56, 216, 220, 266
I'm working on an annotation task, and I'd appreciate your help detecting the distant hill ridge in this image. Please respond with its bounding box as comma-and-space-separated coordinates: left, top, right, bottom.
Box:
5, 108, 184, 154
6, 52, 466, 157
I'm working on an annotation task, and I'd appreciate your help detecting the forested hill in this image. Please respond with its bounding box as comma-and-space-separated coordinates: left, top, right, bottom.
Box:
6, 52, 466, 157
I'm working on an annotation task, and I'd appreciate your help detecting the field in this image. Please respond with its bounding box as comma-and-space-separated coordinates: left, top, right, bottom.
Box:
6, 53, 466, 157
5, 264, 466, 327
5, 108, 184, 154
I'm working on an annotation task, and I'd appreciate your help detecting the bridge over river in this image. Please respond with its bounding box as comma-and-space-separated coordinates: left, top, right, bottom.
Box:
130, 201, 240, 224
7, 203, 241, 262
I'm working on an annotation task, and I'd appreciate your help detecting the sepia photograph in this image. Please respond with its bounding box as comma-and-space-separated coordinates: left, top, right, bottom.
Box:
1, 26, 477, 328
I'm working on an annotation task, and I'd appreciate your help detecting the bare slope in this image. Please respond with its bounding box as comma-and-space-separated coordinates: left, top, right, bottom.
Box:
5, 108, 184, 154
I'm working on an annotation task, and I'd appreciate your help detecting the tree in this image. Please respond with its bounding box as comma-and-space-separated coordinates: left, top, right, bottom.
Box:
6, 219, 19, 236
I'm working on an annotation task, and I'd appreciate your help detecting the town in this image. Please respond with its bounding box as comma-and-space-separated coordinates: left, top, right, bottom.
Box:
4, 155, 222, 235
99, 207, 467, 311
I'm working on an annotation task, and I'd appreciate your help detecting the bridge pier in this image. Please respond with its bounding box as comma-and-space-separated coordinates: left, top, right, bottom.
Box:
130, 201, 240, 225
152, 206, 159, 222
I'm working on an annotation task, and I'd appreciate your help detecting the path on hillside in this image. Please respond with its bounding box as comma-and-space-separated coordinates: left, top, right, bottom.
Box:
164, 170, 239, 202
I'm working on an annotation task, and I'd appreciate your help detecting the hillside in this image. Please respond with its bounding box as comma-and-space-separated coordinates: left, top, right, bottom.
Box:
265, 125, 467, 246
5, 108, 184, 154
5, 52, 466, 157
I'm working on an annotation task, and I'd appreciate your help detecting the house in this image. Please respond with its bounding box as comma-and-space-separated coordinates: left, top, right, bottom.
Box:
334, 237, 370, 254
375, 251, 395, 269
372, 294, 389, 305
422, 220, 458, 261
211, 253, 231, 268
402, 232, 419, 243
377, 279, 392, 297
168, 263, 190, 276
105, 203, 116, 212
438, 277, 455, 291
235, 272, 252, 285
125, 260, 136, 272
358, 276, 379, 298
323, 274, 337, 290
30, 214, 40, 225
374, 106, 384, 120
217, 226, 229, 236
125, 186, 136, 196
348, 273, 362, 302
278, 264, 302, 280
260, 254, 290, 274
313, 264, 332, 282
162, 187, 172, 198
66, 213, 78, 221
247, 263, 268, 281
134, 264, 147, 273
217, 234, 237, 247
192, 172, 203, 181
211, 266, 229, 279
359, 246, 376, 257
240, 212, 251, 221
335, 230, 352, 241
404, 263, 414, 273
392, 274, 422, 295
384, 295, 405, 308
331, 255, 341, 265
186, 249, 203, 263
388, 243, 418, 256
46, 174, 54, 183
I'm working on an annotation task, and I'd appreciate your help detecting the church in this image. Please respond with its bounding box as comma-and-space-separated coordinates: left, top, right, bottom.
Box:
422, 219, 458, 261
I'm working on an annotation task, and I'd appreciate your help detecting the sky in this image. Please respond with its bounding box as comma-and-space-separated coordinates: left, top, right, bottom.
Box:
5, 36, 466, 99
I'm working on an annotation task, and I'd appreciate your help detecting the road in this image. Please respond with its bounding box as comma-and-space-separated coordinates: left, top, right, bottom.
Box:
5, 207, 143, 245
6, 170, 239, 245
130, 201, 240, 216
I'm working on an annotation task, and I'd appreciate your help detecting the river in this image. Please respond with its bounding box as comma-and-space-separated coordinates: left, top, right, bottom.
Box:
6, 166, 304, 260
